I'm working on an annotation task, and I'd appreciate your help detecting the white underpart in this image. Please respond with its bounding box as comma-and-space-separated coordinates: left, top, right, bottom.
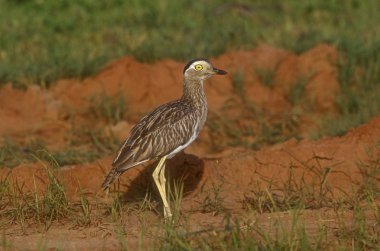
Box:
167, 123, 199, 159
124, 159, 149, 170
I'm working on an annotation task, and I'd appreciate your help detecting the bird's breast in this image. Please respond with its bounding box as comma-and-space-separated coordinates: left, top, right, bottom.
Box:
195, 104, 207, 135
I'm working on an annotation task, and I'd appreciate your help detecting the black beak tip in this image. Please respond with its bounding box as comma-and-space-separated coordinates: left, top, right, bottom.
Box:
214, 68, 227, 75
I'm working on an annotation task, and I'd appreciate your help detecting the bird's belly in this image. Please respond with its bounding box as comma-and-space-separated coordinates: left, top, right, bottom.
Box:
167, 129, 198, 159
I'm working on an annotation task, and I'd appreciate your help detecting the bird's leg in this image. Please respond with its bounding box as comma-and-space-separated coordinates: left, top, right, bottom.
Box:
159, 162, 172, 218
152, 156, 172, 218
152, 157, 166, 216
160, 163, 167, 197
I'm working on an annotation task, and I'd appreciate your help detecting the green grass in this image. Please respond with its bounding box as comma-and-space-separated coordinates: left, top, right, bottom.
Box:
0, 0, 379, 142
243, 156, 335, 214
314, 42, 380, 138
88, 93, 128, 125
156, 146, 380, 250
1, 145, 380, 249
207, 104, 300, 152
0, 140, 98, 168
0, 139, 46, 168
286, 74, 310, 106
256, 67, 276, 88
0, 128, 119, 168
231, 70, 246, 103
2, 162, 69, 232
1, 0, 380, 87
199, 182, 226, 216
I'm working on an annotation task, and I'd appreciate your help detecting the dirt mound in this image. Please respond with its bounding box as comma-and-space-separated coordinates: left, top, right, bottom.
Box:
0, 43, 349, 198
0, 44, 339, 152
1, 103, 379, 250
2, 114, 379, 199
1, 44, 379, 250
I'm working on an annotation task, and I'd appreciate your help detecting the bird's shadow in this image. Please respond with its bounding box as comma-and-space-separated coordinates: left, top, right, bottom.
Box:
117, 152, 204, 205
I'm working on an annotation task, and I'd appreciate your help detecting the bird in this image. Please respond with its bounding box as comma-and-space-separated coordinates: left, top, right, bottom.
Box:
102, 58, 227, 218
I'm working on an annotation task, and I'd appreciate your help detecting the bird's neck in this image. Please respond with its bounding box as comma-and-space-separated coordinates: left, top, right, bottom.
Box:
181, 78, 207, 107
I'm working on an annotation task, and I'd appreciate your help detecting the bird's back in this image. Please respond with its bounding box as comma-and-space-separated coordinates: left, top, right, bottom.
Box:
112, 99, 204, 171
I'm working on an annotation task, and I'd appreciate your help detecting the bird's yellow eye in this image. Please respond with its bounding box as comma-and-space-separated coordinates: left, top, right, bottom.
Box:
194, 64, 203, 71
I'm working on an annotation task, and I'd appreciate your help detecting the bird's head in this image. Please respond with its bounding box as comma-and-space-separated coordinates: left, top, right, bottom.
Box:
183, 58, 227, 80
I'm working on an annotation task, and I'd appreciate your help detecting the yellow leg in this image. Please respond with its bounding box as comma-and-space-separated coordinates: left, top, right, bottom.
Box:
152, 156, 172, 218
160, 163, 167, 197
160, 163, 172, 218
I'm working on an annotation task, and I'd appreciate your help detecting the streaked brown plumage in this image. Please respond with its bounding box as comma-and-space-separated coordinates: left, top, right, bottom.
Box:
102, 59, 227, 218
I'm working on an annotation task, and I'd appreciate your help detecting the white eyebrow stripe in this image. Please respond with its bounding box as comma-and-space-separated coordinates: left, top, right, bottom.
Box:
189, 61, 206, 69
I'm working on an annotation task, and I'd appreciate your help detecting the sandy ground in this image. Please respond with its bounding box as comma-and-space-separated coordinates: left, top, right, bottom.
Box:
0, 44, 379, 250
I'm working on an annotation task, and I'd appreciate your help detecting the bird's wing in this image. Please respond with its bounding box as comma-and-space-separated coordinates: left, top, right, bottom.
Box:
111, 100, 197, 171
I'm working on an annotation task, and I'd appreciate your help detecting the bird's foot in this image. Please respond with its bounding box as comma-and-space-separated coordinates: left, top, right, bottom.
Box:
163, 207, 173, 222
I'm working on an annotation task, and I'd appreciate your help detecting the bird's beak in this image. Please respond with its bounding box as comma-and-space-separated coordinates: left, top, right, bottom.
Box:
213, 67, 227, 75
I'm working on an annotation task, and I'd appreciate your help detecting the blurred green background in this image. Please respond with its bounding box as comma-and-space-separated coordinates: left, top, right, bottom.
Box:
0, 0, 379, 87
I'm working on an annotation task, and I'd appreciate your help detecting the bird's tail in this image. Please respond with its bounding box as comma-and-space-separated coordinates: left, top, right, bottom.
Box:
101, 167, 121, 191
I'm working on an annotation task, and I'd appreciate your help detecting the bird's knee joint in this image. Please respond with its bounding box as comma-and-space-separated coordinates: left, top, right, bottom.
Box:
152, 171, 159, 181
